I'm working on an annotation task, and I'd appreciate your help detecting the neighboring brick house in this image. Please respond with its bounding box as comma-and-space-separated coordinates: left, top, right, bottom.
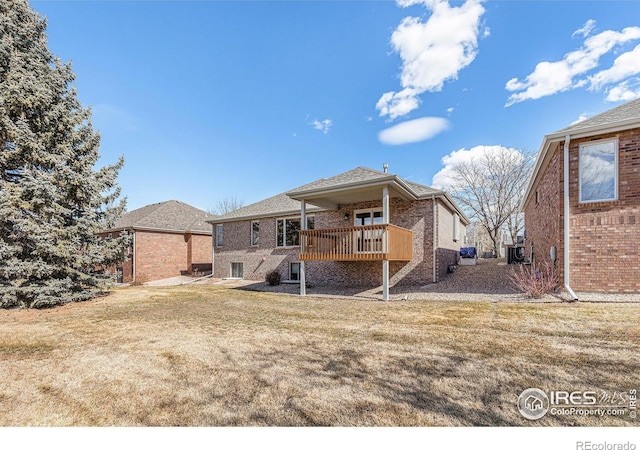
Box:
521, 98, 640, 296
100, 200, 215, 283
210, 166, 469, 300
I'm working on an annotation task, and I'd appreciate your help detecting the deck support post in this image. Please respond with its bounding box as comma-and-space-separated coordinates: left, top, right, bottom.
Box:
300, 200, 307, 297
382, 186, 390, 301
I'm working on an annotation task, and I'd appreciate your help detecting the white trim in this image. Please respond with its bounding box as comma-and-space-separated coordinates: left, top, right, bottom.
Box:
578, 138, 619, 204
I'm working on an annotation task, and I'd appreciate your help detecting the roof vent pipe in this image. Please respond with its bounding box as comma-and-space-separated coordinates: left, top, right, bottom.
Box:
383, 163, 388, 173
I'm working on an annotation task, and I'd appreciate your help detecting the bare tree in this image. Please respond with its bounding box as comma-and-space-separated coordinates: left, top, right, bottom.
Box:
445, 147, 533, 257
208, 196, 245, 216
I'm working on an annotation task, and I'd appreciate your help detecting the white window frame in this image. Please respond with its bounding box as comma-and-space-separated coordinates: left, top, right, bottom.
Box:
353, 207, 384, 226
578, 138, 618, 204
354, 208, 384, 254
250, 221, 259, 247
275, 216, 314, 248
216, 224, 223, 247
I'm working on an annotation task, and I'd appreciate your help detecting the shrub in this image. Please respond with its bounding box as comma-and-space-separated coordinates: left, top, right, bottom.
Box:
509, 262, 558, 299
265, 270, 281, 286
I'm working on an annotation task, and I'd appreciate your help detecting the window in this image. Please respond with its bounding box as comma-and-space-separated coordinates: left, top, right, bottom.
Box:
354, 208, 384, 226
289, 262, 300, 281
579, 139, 618, 203
231, 262, 243, 279
354, 208, 384, 253
276, 216, 314, 247
216, 224, 223, 247
251, 221, 259, 246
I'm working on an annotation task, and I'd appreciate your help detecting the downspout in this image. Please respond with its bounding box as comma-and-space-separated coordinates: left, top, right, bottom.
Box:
131, 230, 136, 284
432, 194, 437, 283
211, 224, 215, 277
563, 135, 579, 300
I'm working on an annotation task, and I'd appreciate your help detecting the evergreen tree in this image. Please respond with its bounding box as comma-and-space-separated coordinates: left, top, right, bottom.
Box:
0, 0, 129, 308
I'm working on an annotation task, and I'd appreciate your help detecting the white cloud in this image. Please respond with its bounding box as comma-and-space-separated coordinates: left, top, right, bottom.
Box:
378, 116, 450, 145
310, 118, 332, 134
572, 19, 596, 38
589, 44, 640, 89
605, 78, 640, 102
432, 145, 522, 189
377, 0, 487, 120
505, 24, 640, 106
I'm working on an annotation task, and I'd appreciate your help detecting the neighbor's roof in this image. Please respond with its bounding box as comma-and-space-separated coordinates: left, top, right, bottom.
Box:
521, 98, 640, 210
210, 166, 469, 225
106, 200, 215, 234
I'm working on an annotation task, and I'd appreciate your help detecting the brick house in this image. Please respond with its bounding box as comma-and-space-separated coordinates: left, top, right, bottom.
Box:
521, 98, 640, 296
100, 200, 215, 283
209, 166, 469, 300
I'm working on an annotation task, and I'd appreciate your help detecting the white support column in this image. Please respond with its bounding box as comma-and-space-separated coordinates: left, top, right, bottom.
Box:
300, 200, 307, 297
382, 186, 390, 301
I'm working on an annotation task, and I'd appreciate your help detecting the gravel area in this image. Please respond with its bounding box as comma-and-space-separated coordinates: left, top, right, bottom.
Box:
194, 258, 640, 303
219, 258, 534, 302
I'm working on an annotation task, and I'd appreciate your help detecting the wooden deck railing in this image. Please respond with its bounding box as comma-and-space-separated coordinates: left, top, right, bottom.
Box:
299, 224, 413, 261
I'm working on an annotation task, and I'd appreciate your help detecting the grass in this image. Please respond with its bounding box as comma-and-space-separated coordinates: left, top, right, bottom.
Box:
0, 284, 638, 426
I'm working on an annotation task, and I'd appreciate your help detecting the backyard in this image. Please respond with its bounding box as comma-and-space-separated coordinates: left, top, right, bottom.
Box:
0, 282, 638, 426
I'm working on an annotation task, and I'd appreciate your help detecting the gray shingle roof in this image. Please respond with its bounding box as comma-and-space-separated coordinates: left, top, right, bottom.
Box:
286, 166, 442, 198
111, 200, 215, 233
208, 193, 323, 223
286, 167, 393, 194
554, 97, 640, 134
210, 167, 449, 223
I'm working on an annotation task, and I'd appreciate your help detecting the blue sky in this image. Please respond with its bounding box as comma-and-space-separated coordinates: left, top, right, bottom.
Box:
31, 0, 640, 212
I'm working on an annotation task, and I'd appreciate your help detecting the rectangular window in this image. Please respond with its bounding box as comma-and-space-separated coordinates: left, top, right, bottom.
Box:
231, 262, 243, 279
579, 139, 618, 203
276, 216, 314, 247
216, 224, 223, 247
251, 221, 259, 246
289, 262, 300, 281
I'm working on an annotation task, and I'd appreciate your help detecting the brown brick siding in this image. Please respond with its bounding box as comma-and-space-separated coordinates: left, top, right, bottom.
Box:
213, 197, 462, 287
525, 127, 640, 293
524, 144, 564, 283
101, 229, 212, 283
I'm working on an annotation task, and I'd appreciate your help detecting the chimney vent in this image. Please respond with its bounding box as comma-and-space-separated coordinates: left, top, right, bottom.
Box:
383, 163, 388, 173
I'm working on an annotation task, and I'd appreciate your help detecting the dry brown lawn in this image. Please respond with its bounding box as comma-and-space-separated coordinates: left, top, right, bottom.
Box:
0, 284, 638, 426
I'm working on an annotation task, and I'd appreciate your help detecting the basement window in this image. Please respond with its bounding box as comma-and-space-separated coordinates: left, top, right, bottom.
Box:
579, 139, 618, 203
230, 262, 243, 279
